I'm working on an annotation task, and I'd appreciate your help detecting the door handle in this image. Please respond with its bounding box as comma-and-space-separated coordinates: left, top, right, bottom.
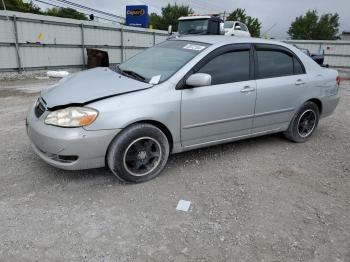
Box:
240, 86, 255, 93
295, 79, 305, 86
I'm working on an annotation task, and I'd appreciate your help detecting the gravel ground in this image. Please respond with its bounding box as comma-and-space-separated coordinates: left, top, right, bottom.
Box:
0, 79, 349, 262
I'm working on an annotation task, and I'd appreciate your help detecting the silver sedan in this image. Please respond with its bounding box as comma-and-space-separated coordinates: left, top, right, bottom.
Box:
26, 36, 340, 182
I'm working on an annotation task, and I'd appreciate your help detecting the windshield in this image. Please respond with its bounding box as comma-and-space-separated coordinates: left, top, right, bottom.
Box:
224, 21, 234, 28
118, 40, 209, 84
178, 19, 209, 35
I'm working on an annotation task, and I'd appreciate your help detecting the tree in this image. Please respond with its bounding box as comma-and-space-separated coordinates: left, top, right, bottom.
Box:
148, 4, 193, 31
160, 4, 193, 31
226, 8, 261, 37
45, 7, 87, 20
1, 0, 87, 20
288, 10, 340, 40
1, 0, 42, 14
148, 12, 162, 29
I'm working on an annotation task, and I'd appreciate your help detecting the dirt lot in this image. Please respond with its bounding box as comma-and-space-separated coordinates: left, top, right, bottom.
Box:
0, 79, 349, 262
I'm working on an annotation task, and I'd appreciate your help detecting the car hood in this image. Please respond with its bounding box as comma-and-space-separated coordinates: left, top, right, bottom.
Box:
41, 67, 153, 109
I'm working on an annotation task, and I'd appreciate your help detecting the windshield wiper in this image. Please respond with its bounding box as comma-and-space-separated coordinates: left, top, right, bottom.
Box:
123, 70, 147, 82
116, 65, 147, 83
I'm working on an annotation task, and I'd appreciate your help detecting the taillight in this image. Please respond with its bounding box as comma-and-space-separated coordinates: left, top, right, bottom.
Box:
336, 75, 341, 86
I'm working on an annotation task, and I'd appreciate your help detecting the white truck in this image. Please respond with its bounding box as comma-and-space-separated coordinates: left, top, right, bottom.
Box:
224, 21, 251, 37
168, 15, 224, 36
168, 16, 251, 38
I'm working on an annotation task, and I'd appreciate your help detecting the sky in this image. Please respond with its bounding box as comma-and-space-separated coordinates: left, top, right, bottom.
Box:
29, 0, 350, 39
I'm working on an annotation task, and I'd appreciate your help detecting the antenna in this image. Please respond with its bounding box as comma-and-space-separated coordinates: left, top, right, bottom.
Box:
263, 23, 277, 35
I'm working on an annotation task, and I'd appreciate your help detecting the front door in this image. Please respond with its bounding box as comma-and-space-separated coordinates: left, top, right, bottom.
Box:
180, 44, 257, 148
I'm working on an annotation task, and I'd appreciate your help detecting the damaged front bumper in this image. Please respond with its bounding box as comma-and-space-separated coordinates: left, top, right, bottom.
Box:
26, 103, 121, 170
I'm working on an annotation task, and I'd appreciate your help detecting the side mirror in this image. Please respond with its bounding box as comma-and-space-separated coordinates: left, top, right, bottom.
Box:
219, 22, 225, 35
186, 73, 211, 87
168, 25, 173, 35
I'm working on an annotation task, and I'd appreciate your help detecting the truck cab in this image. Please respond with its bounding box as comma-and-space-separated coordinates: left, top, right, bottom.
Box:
176, 15, 224, 35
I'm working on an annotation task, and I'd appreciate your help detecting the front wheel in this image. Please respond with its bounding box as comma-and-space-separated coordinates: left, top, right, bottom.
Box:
107, 123, 170, 183
284, 101, 320, 143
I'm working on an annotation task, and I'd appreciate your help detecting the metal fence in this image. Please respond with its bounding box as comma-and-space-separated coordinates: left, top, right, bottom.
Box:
0, 10, 168, 73
1, 10, 350, 73
284, 40, 350, 69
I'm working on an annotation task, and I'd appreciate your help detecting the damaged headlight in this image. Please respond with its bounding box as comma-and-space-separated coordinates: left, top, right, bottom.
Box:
45, 107, 98, 127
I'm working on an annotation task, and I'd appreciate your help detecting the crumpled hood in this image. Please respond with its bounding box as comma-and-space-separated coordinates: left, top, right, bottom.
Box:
41, 67, 153, 109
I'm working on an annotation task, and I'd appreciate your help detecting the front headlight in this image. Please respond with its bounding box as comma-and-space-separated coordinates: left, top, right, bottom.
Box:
45, 107, 98, 127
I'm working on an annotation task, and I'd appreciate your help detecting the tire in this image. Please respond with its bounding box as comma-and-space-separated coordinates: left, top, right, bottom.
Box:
284, 101, 320, 143
107, 123, 170, 183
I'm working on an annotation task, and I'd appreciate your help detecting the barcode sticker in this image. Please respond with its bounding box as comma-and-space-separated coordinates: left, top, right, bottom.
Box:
183, 44, 206, 51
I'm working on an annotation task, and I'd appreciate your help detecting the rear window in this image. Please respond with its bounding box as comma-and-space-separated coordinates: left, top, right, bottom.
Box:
241, 23, 248, 31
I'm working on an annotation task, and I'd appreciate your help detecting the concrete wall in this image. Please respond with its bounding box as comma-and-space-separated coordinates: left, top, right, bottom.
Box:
0, 10, 168, 72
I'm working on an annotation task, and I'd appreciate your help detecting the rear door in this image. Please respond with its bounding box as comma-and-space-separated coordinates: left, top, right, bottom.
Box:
180, 44, 257, 148
253, 44, 307, 133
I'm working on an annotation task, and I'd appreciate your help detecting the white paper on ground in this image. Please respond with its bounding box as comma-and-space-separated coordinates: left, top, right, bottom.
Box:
35, 76, 50, 80
47, 71, 69, 78
176, 200, 191, 212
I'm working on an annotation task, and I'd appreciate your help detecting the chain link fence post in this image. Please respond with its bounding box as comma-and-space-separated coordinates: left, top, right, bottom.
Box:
81, 23, 86, 69
120, 27, 124, 63
12, 15, 22, 73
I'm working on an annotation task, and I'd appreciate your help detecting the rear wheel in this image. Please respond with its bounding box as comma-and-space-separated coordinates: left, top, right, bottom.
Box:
284, 101, 320, 143
107, 123, 170, 183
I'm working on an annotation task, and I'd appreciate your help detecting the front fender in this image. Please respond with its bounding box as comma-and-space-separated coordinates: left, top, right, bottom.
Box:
83, 86, 181, 148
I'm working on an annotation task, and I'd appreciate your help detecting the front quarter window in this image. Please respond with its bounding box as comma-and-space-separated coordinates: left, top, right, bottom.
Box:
119, 40, 209, 84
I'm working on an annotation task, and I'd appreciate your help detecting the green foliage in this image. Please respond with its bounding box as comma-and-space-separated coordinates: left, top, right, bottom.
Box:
1, 0, 41, 14
288, 10, 340, 40
45, 7, 87, 20
148, 4, 193, 30
148, 12, 163, 29
226, 8, 261, 37
1, 0, 87, 20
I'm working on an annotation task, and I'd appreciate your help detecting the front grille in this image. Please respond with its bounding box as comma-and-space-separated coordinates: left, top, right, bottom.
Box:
34, 99, 46, 118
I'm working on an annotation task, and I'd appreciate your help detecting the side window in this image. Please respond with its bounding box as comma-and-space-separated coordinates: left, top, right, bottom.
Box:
240, 23, 247, 31
197, 50, 250, 85
234, 23, 241, 30
294, 57, 305, 75
257, 50, 294, 79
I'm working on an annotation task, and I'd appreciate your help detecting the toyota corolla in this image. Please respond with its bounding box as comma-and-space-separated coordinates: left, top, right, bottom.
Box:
26, 36, 340, 183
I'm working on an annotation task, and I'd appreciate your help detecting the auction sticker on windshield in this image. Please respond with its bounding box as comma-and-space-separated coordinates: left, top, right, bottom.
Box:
183, 44, 206, 51
149, 75, 161, 84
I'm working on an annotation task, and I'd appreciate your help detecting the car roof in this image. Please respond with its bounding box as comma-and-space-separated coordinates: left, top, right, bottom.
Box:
172, 35, 287, 47
170, 35, 323, 73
